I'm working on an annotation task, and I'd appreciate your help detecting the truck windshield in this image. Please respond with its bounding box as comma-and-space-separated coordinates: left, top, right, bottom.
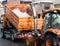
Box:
44, 11, 60, 29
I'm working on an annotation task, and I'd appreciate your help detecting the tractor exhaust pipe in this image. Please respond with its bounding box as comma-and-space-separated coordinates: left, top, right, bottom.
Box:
32, 4, 37, 33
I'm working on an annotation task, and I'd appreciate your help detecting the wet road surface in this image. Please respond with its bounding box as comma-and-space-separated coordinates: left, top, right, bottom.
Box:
0, 38, 26, 46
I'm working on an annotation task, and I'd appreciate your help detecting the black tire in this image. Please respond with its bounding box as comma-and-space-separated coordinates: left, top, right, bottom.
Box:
11, 33, 15, 41
10, 32, 15, 41
44, 34, 59, 46
2, 34, 6, 38
29, 43, 34, 46
10, 28, 16, 41
2, 29, 6, 38
36, 38, 41, 46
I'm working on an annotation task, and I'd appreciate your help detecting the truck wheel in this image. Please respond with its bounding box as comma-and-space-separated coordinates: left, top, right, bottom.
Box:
2, 29, 6, 38
2, 34, 6, 38
44, 34, 59, 46
11, 33, 15, 41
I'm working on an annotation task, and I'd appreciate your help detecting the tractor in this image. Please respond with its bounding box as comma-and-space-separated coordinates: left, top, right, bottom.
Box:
29, 1, 60, 46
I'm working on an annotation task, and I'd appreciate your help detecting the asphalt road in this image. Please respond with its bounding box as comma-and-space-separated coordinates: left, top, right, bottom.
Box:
0, 38, 26, 46
0, 33, 26, 46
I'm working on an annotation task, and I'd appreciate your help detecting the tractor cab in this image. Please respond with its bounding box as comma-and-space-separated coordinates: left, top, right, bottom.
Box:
42, 8, 60, 46
43, 10, 60, 29
31, 1, 60, 46
41, 0, 54, 12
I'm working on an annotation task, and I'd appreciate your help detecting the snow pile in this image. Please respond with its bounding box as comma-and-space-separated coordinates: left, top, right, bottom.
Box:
12, 8, 30, 17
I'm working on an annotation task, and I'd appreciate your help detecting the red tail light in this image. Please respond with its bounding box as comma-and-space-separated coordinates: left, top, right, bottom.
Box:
19, 33, 25, 38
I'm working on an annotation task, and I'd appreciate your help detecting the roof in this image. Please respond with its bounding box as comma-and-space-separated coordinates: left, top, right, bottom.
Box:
32, 0, 53, 2
31, 0, 53, 5
43, 8, 60, 13
40, 0, 53, 3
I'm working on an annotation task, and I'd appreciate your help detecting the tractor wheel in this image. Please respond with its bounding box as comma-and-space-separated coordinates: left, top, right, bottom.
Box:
44, 34, 59, 46
29, 43, 34, 46
36, 38, 41, 46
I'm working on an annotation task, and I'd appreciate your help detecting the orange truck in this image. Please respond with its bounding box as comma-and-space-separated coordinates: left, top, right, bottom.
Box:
2, 4, 44, 41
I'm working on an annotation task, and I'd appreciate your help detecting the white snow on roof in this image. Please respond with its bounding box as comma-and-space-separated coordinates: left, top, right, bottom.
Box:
40, 0, 53, 2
